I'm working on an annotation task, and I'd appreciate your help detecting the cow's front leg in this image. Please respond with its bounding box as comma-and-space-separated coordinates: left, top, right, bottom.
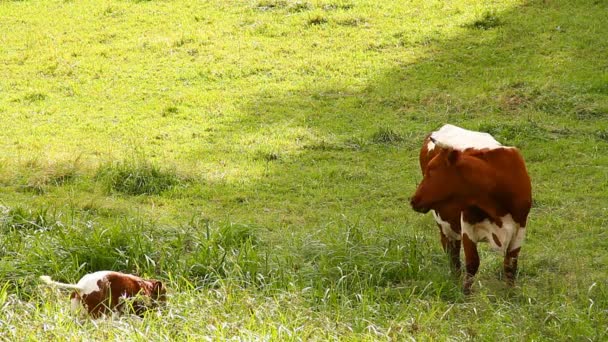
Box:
439, 227, 461, 273
462, 233, 479, 294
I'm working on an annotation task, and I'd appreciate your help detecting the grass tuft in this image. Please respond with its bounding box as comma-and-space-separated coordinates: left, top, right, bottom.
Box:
371, 127, 404, 144
289, 1, 312, 12
575, 104, 608, 120
218, 223, 259, 249
466, 11, 502, 30
303, 140, 346, 151
596, 129, 608, 142
173, 37, 194, 48
307, 13, 328, 26
22, 92, 47, 103
255, 0, 288, 11
335, 15, 367, 27
257, 150, 281, 162
162, 105, 179, 117
102, 6, 124, 17
96, 159, 184, 196
321, 1, 354, 11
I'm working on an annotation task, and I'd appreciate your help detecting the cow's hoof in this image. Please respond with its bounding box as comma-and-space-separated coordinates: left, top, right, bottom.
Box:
463, 277, 474, 295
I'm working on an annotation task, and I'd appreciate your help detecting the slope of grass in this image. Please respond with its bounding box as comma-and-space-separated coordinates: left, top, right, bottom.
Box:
1, 0, 607, 340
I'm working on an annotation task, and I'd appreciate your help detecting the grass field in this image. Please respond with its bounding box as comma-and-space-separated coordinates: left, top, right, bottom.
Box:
1, 0, 607, 340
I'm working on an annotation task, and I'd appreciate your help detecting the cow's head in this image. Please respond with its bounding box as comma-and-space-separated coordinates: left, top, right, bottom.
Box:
410, 146, 495, 213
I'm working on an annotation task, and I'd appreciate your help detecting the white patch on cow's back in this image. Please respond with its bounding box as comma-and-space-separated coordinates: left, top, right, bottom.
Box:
460, 213, 525, 255
432, 210, 460, 240
76, 271, 114, 295
431, 124, 503, 151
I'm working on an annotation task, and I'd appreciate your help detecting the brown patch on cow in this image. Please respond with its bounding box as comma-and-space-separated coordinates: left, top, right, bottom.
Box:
463, 206, 489, 225
492, 233, 502, 247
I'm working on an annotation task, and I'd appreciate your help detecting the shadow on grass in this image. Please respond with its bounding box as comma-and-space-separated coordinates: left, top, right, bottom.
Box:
240, 0, 607, 146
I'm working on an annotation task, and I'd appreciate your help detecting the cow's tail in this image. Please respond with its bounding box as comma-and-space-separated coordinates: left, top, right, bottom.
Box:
40, 275, 83, 292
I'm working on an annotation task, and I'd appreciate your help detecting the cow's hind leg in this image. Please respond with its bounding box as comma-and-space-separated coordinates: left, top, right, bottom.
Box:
462, 233, 479, 295
504, 227, 526, 286
439, 228, 461, 273
504, 247, 521, 286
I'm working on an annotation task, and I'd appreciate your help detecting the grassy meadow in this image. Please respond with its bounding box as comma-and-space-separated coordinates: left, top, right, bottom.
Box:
1, 0, 607, 339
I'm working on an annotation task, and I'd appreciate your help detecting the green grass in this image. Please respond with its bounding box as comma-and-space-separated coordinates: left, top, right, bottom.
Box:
1, 0, 607, 339
96, 158, 187, 195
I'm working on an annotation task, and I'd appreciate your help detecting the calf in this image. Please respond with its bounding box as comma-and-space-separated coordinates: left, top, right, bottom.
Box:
40, 271, 166, 317
410, 124, 532, 293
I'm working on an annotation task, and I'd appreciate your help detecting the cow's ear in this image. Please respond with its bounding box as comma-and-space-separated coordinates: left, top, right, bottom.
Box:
446, 149, 460, 165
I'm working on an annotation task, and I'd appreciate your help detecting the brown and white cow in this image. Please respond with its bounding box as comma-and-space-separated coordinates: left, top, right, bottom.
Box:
410, 124, 532, 293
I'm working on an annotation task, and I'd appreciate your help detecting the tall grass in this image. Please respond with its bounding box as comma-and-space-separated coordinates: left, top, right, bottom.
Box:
0, 204, 470, 339
0, 204, 449, 297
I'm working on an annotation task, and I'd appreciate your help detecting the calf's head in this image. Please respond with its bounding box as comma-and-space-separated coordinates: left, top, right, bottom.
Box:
410, 147, 495, 213
130, 279, 166, 316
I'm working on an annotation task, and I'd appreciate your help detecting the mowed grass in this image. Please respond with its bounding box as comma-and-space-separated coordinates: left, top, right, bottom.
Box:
1, 0, 607, 340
